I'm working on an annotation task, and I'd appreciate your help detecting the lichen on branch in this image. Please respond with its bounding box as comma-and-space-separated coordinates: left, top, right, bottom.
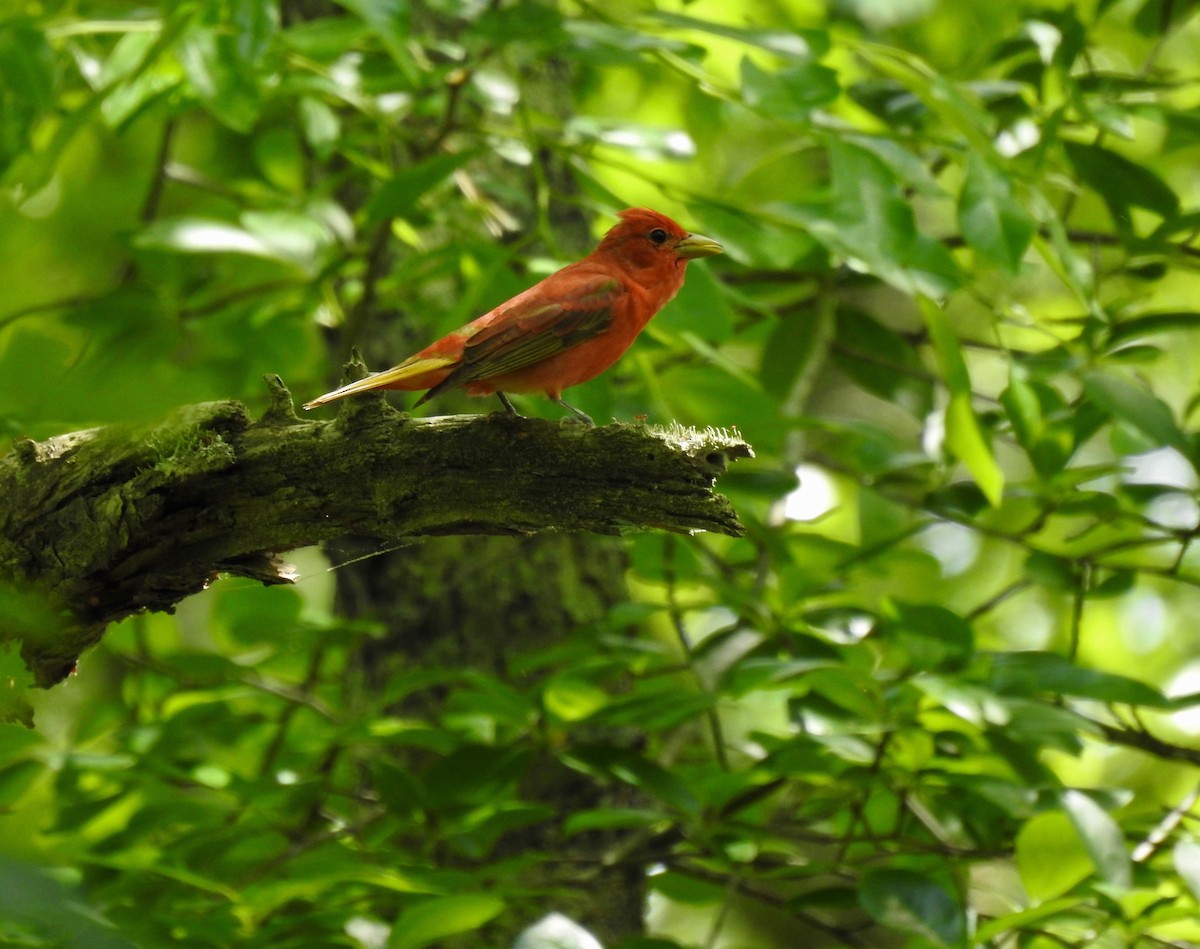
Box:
0, 374, 753, 689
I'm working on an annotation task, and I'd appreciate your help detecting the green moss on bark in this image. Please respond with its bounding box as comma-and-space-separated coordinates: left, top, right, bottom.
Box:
0, 378, 752, 690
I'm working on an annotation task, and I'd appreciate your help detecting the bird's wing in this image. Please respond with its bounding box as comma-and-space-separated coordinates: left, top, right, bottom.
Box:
415, 274, 622, 403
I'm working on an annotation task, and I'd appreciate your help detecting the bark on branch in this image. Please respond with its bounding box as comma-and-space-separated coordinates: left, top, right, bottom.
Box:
1, 374, 753, 687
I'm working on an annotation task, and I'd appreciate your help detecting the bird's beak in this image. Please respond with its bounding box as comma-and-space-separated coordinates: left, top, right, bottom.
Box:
675, 232, 724, 259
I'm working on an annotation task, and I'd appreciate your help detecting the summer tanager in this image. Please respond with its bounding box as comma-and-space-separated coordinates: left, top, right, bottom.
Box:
302, 208, 723, 424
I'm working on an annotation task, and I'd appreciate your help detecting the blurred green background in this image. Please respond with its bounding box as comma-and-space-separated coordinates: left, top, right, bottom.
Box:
3, 0, 1200, 946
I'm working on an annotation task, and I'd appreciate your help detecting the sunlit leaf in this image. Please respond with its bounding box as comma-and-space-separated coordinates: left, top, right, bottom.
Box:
1017, 811, 1094, 899
134, 217, 279, 258
1174, 839, 1200, 901
1061, 789, 1131, 889
387, 894, 504, 949
651, 12, 829, 58
973, 896, 1085, 942
922, 298, 1004, 504
543, 677, 608, 722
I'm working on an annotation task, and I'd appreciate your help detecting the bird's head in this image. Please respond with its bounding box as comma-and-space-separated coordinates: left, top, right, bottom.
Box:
597, 208, 723, 282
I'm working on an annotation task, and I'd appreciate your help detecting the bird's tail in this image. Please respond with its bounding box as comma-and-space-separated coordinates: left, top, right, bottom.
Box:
302, 356, 456, 410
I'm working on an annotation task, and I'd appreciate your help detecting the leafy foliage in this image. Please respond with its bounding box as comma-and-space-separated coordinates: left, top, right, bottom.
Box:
3, 0, 1200, 947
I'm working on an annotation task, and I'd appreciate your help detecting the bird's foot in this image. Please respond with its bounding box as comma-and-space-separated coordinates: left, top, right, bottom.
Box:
495, 392, 523, 418
552, 396, 595, 426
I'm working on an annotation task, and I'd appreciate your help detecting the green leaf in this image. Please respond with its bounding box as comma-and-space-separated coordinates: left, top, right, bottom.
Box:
0, 857, 139, 948
857, 43, 995, 150
844, 134, 944, 197
589, 679, 713, 729
657, 263, 735, 341
1174, 839, 1200, 901
213, 585, 303, 644
1060, 789, 1131, 889
253, 127, 305, 193
338, 0, 411, 64
973, 896, 1086, 942
1023, 551, 1075, 591
387, 894, 504, 949
565, 20, 697, 60
1063, 141, 1179, 223
958, 153, 1035, 273
0, 643, 34, 729
299, 97, 341, 159
885, 602, 974, 671
568, 116, 696, 160
1017, 811, 1094, 900
0, 721, 42, 764
776, 142, 962, 296
475, 3, 568, 48
858, 868, 965, 947
0, 21, 53, 169
1084, 370, 1187, 453
96, 29, 181, 130
543, 678, 609, 722
1107, 311, 1200, 345
368, 152, 478, 224
134, 214, 332, 273
650, 12, 829, 59
178, 0, 279, 132
0, 759, 41, 807
946, 394, 1004, 504
922, 298, 1004, 505
563, 808, 662, 836
371, 760, 425, 818
832, 308, 932, 413
649, 870, 725, 905
134, 217, 282, 258
691, 200, 816, 268
912, 676, 1012, 727
739, 57, 840, 121
566, 746, 699, 813
1002, 372, 1074, 476
990, 651, 1169, 707
423, 745, 530, 807
1001, 370, 1042, 446
761, 308, 828, 401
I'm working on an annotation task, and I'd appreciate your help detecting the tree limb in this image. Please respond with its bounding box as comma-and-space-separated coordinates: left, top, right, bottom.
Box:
1, 373, 753, 687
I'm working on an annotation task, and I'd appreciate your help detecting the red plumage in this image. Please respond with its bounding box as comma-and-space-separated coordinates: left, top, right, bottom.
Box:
303, 208, 722, 423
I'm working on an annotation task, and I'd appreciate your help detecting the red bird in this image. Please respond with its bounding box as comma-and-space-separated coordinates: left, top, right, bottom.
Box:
303, 208, 723, 424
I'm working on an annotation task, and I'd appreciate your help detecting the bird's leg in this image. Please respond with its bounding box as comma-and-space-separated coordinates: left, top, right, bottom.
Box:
496, 392, 521, 417
552, 396, 594, 426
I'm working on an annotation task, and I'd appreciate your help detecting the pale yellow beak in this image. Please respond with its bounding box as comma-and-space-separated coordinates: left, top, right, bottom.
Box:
676, 232, 724, 259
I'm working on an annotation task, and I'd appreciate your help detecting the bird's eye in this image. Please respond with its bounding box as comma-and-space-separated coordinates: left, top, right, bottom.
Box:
648, 228, 668, 245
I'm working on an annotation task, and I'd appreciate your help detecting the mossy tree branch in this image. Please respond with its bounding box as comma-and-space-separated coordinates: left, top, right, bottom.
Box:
1, 373, 753, 687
